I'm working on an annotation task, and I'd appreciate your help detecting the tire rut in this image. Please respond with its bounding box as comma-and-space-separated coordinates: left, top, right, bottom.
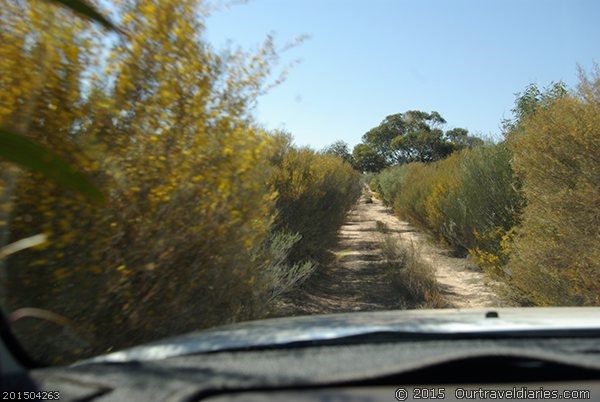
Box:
275, 190, 504, 316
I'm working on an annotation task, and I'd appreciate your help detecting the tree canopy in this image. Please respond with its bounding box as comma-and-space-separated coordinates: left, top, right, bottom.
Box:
322, 140, 352, 164
352, 110, 482, 172
351, 143, 387, 173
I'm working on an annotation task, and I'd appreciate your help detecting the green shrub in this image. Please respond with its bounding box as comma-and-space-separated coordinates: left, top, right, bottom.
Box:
506, 70, 600, 306
372, 69, 599, 307
0, 0, 360, 364
373, 143, 523, 274
392, 162, 436, 228
259, 231, 316, 303
370, 165, 410, 207
270, 147, 362, 263
437, 144, 524, 268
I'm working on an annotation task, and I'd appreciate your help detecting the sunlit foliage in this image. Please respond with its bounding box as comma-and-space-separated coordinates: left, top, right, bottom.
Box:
271, 141, 362, 264
506, 69, 600, 306
372, 144, 524, 272
369, 165, 408, 207
372, 70, 599, 307
322, 140, 352, 164
0, 0, 359, 363
353, 110, 481, 172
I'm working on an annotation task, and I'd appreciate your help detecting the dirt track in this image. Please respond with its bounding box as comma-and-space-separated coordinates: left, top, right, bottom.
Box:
277, 190, 504, 315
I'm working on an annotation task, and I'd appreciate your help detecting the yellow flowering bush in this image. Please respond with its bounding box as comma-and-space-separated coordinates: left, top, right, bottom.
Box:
1, 0, 360, 363
271, 144, 362, 264
506, 70, 600, 305
373, 143, 523, 270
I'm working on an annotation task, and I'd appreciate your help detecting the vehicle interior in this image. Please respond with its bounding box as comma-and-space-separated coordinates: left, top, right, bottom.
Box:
2, 308, 600, 401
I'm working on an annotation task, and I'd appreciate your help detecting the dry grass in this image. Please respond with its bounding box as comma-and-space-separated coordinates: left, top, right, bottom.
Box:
375, 220, 388, 233
379, 234, 447, 308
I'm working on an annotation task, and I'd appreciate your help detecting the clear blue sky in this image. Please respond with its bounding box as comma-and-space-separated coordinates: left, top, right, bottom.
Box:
205, 0, 599, 149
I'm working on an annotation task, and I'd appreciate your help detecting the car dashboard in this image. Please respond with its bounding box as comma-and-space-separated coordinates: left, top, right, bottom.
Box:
2, 308, 600, 401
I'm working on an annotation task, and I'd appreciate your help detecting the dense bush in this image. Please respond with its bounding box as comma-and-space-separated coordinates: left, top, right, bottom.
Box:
373, 144, 523, 271
370, 165, 409, 207
0, 0, 360, 363
506, 70, 600, 306
2, 0, 281, 360
372, 70, 599, 307
270, 145, 362, 264
436, 144, 524, 268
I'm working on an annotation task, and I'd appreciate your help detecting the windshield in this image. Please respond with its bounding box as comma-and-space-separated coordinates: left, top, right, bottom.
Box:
0, 0, 598, 365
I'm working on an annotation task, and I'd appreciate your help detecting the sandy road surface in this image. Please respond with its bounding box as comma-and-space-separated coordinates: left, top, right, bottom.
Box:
365, 194, 504, 308
276, 191, 504, 315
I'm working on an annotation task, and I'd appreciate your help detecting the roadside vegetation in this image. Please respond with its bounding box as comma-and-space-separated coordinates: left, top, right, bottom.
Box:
0, 0, 360, 363
271, 140, 362, 264
505, 73, 599, 306
375, 222, 445, 309
371, 70, 600, 306
0, 0, 597, 366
